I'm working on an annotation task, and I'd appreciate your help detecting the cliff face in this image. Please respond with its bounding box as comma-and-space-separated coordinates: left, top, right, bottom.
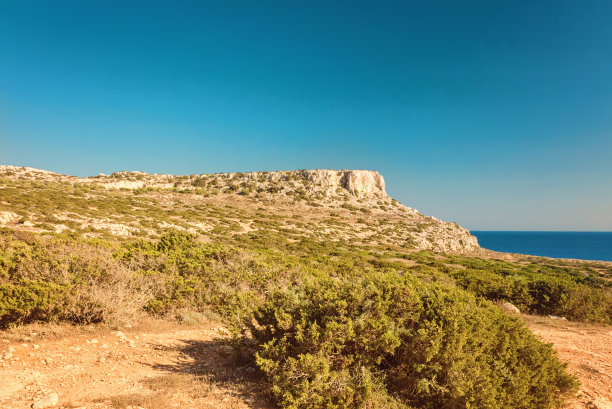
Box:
0, 166, 387, 197
340, 170, 386, 196
295, 169, 386, 197
0, 166, 479, 253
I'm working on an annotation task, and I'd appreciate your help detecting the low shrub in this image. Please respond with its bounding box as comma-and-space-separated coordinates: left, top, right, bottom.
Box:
0, 280, 67, 327
447, 264, 612, 323
242, 273, 578, 409
0, 230, 152, 327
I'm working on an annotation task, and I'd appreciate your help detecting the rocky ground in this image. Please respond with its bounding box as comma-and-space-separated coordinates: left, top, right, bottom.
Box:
0, 320, 274, 409
0, 315, 609, 409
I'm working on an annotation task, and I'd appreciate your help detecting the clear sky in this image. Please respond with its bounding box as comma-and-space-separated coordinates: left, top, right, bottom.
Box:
1, 1, 611, 230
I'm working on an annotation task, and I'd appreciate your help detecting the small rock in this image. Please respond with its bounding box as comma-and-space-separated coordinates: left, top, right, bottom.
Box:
31, 392, 58, 408
33, 344, 40, 349
500, 302, 520, 314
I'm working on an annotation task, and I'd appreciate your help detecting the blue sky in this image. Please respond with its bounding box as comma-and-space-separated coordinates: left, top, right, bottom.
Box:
1, 1, 611, 230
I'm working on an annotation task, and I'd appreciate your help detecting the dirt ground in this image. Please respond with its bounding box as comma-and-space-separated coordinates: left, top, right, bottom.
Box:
0, 316, 610, 409
523, 315, 612, 409
0, 320, 274, 409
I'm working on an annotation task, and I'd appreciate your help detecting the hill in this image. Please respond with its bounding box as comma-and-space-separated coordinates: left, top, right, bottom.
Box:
1, 165, 611, 409
0, 166, 478, 253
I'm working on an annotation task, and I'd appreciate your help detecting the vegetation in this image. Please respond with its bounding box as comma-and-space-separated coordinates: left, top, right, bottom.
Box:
0, 228, 587, 408
245, 275, 577, 409
1, 171, 610, 408
436, 253, 610, 323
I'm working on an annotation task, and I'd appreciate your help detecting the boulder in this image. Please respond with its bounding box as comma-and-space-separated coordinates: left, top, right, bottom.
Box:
500, 302, 521, 314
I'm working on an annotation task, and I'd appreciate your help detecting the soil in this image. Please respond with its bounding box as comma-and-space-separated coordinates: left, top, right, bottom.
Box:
0, 315, 609, 409
0, 320, 274, 409
523, 315, 612, 409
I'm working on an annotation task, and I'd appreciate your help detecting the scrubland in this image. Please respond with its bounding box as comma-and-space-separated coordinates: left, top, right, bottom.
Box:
1, 167, 611, 408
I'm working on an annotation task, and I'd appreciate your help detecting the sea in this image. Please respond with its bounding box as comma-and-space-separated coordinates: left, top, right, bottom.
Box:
470, 231, 612, 262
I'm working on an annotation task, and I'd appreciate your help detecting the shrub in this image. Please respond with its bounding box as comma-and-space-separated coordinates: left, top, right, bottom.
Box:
243, 273, 578, 409
0, 230, 152, 327
446, 260, 612, 323
0, 280, 67, 327
191, 177, 207, 187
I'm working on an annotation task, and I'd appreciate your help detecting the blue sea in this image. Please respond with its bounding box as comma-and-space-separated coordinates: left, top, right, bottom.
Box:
471, 231, 612, 262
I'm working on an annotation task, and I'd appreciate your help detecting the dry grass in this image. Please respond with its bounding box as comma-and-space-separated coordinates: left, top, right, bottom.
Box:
106, 390, 174, 409
1, 321, 105, 343
62, 265, 155, 327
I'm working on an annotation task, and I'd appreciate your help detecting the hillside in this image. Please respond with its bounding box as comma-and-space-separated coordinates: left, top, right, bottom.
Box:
0, 166, 478, 253
1, 165, 611, 409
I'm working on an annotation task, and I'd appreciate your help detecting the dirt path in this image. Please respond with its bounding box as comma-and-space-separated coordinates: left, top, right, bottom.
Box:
0, 321, 273, 409
524, 316, 612, 409
1, 316, 610, 409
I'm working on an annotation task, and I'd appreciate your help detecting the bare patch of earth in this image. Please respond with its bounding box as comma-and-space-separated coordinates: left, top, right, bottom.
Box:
523, 315, 612, 409
0, 320, 274, 409
1, 316, 610, 409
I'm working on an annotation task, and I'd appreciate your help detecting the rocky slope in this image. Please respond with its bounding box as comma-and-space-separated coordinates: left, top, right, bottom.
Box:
0, 165, 479, 253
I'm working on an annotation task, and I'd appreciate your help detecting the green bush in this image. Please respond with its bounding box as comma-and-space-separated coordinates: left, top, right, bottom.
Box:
448, 265, 612, 323
0, 280, 67, 327
243, 273, 578, 409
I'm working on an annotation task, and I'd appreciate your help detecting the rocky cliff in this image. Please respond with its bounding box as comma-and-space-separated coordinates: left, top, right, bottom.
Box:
0, 166, 479, 253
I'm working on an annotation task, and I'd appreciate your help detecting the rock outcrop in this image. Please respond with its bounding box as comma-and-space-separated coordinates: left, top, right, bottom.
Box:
340, 170, 385, 196
0, 211, 20, 225
296, 169, 386, 197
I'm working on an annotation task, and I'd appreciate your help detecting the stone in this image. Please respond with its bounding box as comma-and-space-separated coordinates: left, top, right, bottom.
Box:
500, 302, 520, 314
31, 392, 58, 408
0, 211, 19, 225
340, 170, 386, 195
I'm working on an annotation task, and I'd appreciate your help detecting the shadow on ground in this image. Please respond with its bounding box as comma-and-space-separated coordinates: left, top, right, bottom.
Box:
146, 338, 275, 409
96, 336, 275, 409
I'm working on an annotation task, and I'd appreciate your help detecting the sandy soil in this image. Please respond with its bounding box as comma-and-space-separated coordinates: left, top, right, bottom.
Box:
0, 316, 609, 409
0, 320, 274, 409
524, 315, 612, 409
